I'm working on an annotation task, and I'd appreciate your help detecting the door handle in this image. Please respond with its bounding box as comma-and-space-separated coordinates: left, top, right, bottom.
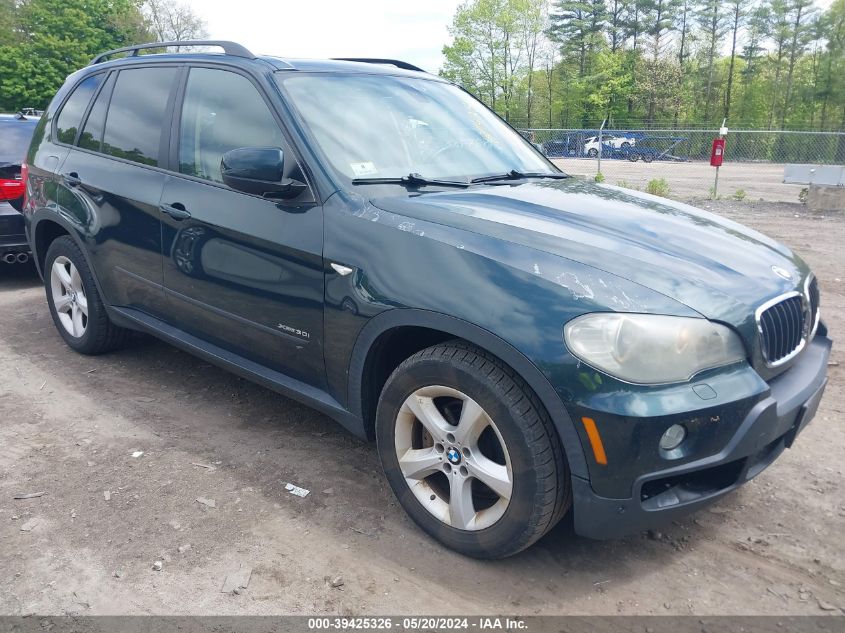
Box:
62, 172, 81, 187
160, 203, 191, 221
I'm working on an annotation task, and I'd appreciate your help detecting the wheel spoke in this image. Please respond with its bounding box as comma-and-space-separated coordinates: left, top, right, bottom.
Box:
398, 447, 442, 480
71, 304, 84, 337
76, 293, 88, 316
70, 265, 83, 294
454, 398, 489, 446
405, 395, 450, 443
448, 473, 475, 529
54, 295, 73, 313
55, 263, 72, 289
468, 455, 512, 501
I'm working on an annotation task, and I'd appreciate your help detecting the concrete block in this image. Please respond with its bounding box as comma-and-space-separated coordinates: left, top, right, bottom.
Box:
806, 184, 845, 211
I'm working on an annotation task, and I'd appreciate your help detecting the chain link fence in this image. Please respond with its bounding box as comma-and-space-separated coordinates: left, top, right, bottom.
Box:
520, 128, 845, 203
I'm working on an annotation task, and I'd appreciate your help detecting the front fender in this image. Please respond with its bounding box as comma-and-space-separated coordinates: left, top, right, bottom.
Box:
347, 307, 591, 479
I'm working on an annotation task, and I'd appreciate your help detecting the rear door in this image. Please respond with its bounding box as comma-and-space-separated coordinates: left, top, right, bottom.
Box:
57, 65, 180, 314
159, 66, 325, 388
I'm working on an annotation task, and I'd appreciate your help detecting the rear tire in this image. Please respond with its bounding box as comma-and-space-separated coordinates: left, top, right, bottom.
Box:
44, 236, 128, 355
587, 148, 598, 158
376, 341, 571, 558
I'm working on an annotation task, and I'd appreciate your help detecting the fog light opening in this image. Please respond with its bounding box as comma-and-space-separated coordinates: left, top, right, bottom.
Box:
659, 424, 687, 451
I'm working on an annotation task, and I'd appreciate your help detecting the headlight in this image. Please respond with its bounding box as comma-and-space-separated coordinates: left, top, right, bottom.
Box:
564, 313, 746, 384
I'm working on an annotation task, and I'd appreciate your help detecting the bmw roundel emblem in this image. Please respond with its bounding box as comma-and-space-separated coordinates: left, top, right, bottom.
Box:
771, 265, 793, 281
447, 448, 462, 465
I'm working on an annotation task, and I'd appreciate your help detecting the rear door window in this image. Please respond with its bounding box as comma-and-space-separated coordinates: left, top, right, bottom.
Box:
55, 74, 103, 145
102, 67, 178, 167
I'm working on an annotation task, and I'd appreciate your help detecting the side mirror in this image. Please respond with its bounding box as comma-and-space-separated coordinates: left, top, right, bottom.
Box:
220, 147, 306, 199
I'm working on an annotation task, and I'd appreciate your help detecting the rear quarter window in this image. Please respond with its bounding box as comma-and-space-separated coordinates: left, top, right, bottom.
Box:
55, 74, 103, 145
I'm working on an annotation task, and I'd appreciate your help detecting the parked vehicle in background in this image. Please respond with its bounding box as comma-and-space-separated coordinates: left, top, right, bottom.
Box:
22, 41, 831, 559
1, 112, 39, 264
584, 134, 636, 157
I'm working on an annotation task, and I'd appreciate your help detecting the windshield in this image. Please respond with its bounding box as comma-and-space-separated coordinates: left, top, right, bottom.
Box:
275, 73, 555, 182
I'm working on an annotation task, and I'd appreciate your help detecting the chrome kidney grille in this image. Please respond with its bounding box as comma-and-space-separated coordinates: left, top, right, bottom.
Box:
757, 275, 820, 367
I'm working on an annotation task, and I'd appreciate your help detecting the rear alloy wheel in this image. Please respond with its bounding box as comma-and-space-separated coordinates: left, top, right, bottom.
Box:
50, 256, 88, 339
376, 342, 571, 558
44, 236, 128, 354
587, 148, 598, 158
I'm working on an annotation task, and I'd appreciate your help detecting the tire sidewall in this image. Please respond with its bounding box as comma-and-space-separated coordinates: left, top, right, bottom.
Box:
44, 237, 102, 354
376, 357, 544, 558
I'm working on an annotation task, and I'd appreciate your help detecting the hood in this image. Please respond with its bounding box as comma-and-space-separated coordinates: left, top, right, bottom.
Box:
370, 179, 809, 324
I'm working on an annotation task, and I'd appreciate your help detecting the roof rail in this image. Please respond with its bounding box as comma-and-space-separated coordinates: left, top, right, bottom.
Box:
89, 40, 254, 65
332, 58, 426, 73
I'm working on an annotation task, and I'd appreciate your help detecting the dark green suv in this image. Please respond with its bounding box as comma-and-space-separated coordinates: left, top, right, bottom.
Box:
22, 41, 831, 558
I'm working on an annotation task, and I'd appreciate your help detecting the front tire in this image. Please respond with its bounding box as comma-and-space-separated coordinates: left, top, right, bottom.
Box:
587, 148, 598, 158
44, 236, 128, 355
376, 342, 571, 558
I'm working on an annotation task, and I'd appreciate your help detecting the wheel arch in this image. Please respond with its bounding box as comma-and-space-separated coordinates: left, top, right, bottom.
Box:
31, 213, 109, 304
348, 308, 589, 479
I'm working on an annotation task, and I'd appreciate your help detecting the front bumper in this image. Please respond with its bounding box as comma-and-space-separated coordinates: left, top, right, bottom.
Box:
572, 332, 831, 540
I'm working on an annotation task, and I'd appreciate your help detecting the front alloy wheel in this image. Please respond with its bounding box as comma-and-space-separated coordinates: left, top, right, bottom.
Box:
376, 341, 571, 558
395, 386, 513, 531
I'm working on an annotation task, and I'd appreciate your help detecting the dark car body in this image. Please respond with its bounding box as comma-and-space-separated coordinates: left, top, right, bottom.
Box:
0, 113, 39, 261
22, 47, 831, 541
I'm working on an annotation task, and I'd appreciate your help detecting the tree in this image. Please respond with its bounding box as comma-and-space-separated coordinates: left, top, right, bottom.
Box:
0, 0, 18, 45
143, 0, 207, 42
548, 0, 606, 76
676, 0, 695, 66
696, 0, 729, 121
516, 0, 548, 126
723, 0, 751, 119
780, 0, 816, 128
442, 0, 506, 109
736, 4, 771, 122
0, 0, 148, 111
439, 0, 845, 131
818, 0, 845, 128
442, 0, 540, 121
643, 0, 681, 61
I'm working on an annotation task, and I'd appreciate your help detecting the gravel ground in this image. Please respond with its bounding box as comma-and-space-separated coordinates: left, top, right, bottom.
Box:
551, 159, 806, 203
0, 199, 842, 616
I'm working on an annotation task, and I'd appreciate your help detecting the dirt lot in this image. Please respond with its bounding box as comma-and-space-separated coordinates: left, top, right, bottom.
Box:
552, 159, 806, 203
0, 199, 842, 616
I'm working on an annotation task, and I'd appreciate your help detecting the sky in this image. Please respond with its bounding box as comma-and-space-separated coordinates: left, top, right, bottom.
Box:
182, 0, 464, 73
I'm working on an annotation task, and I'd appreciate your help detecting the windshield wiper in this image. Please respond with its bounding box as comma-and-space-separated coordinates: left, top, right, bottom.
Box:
352, 172, 469, 188
470, 169, 569, 184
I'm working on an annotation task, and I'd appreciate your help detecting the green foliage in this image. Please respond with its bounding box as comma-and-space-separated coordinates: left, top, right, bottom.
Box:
732, 188, 747, 200
594, 171, 605, 182
441, 0, 845, 130
646, 177, 670, 195
0, 0, 150, 111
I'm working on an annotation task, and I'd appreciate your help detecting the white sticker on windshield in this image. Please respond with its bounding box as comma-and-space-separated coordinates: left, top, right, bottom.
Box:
350, 161, 378, 177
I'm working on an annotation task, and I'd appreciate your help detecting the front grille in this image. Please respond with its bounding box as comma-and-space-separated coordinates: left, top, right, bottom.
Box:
759, 295, 805, 365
